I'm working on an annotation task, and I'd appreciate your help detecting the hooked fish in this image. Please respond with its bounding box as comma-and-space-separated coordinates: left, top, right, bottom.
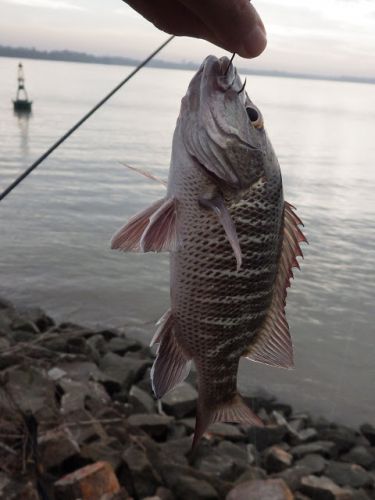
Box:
111, 55, 306, 447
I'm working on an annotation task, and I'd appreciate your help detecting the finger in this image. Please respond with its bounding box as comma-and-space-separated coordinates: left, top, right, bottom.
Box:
124, 0, 213, 38
180, 0, 267, 58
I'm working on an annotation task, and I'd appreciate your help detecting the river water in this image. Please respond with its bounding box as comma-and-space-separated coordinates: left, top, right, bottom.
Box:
0, 56, 374, 427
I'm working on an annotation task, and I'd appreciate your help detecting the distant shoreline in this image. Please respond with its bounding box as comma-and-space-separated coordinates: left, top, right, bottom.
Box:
1, 44, 374, 86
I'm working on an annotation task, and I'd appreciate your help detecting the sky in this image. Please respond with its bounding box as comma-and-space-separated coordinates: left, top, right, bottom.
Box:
0, 0, 375, 78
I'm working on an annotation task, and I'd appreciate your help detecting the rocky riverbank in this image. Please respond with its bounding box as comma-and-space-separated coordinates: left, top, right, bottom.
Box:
0, 297, 374, 500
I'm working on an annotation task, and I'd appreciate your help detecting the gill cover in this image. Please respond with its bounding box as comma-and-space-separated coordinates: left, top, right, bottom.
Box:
180, 55, 265, 190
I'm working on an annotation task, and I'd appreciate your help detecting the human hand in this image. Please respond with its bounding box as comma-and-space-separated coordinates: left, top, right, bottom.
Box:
124, 0, 266, 58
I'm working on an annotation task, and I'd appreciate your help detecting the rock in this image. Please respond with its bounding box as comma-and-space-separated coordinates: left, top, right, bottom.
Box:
86, 334, 108, 356
300, 475, 356, 500
129, 385, 156, 414
155, 486, 175, 500
54, 461, 120, 500
291, 441, 337, 459
17, 306, 54, 332
194, 442, 248, 482
4, 366, 58, 419
161, 382, 198, 419
173, 475, 218, 500
179, 418, 196, 434
80, 439, 123, 471
325, 461, 373, 488
296, 453, 326, 474
263, 446, 293, 472
235, 467, 267, 484
360, 424, 375, 446
246, 444, 259, 465
275, 465, 310, 491
207, 423, 244, 441
159, 463, 231, 499
226, 478, 293, 500
318, 426, 359, 453
38, 428, 80, 469
99, 352, 150, 390
246, 425, 287, 451
341, 446, 375, 469
159, 437, 192, 466
127, 413, 174, 440
107, 336, 142, 355
122, 444, 161, 498
11, 316, 40, 334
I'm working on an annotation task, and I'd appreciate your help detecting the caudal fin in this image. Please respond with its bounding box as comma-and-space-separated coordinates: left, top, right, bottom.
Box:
192, 393, 263, 449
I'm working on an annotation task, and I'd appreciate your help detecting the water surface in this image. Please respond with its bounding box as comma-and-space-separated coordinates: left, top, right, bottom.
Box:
0, 57, 374, 426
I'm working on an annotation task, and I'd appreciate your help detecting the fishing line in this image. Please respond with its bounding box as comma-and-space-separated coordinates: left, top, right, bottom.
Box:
0, 35, 175, 203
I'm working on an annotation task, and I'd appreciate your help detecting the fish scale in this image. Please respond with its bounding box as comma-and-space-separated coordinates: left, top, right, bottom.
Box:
111, 54, 306, 448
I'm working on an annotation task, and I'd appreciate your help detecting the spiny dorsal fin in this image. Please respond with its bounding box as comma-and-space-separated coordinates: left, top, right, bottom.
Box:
111, 197, 178, 253
244, 201, 307, 368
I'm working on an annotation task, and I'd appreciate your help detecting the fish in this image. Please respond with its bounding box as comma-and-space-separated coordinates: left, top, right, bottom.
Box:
111, 55, 306, 448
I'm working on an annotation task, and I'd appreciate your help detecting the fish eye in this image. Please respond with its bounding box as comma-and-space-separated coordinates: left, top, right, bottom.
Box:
246, 107, 263, 129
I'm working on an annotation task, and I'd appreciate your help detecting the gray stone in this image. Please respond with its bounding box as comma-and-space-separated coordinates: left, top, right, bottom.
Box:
325, 461, 373, 488
235, 467, 267, 484
159, 463, 231, 499
129, 385, 155, 414
263, 446, 293, 472
318, 426, 359, 453
296, 453, 326, 474
159, 437, 192, 466
4, 366, 57, 419
246, 425, 287, 451
161, 382, 198, 419
300, 475, 355, 500
99, 352, 150, 390
38, 428, 80, 469
107, 336, 141, 355
122, 444, 161, 498
11, 317, 40, 334
291, 440, 337, 459
81, 439, 123, 471
173, 475, 218, 500
341, 445, 375, 469
360, 423, 375, 446
86, 334, 108, 356
275, 465, 311, 491
194, 442, 248, 482
226, 478, 293, 500
127, 413, 174, 440
207, 423, 244, 441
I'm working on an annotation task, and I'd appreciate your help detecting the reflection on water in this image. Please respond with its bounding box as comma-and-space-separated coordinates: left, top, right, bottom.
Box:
0, 56, 374, 427
14, 110, 31, 157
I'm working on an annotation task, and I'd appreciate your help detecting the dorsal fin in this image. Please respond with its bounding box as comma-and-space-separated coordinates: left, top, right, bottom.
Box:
244, 201, 307, 368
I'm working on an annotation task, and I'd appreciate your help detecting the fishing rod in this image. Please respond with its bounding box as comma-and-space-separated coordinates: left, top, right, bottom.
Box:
0, 35, 175, 203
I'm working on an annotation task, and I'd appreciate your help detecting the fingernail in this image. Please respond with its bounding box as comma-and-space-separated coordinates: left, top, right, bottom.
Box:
239, 23, 267, 58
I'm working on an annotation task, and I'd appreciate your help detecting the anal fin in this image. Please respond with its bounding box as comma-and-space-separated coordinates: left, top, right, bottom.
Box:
151, 309, 191, 399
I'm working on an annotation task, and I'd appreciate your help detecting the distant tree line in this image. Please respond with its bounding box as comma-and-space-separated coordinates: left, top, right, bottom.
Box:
0, 44, 373, 85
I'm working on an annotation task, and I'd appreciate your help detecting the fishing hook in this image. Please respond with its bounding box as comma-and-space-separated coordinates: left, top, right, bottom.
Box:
237, 78, 247, 95
224, 53, 236, 75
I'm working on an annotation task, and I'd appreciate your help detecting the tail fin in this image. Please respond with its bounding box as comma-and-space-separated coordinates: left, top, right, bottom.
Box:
192, 393, 263, 449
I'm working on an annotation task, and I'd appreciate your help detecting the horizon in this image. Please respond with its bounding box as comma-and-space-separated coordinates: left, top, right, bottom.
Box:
0, 0, 375, 80
1, 43, 375, 86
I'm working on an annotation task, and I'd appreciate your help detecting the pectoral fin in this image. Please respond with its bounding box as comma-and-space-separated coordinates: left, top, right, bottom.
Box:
199, 194, 242, 271
244, 201, 307, 368
111, 197, 178, 253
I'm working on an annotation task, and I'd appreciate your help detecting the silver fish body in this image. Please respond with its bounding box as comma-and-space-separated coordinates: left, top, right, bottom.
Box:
112, 55, 306, 447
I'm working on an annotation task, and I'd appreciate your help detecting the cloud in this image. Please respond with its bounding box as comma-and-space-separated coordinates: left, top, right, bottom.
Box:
3, 0, 85, 10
